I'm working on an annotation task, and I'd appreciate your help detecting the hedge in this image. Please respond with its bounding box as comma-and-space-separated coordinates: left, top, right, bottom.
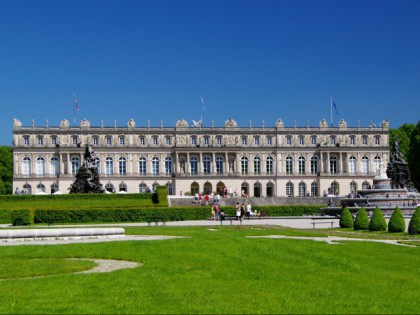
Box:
353, 208, 369, 230
408, 206, 420, 235
369, 207, 387, 231
0, 209, 11, 224
388, 207, 406, 233
11, 210, 34, 226
339, 207, 353, 228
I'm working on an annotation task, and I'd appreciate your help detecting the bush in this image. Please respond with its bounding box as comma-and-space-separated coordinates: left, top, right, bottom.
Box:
0, 209, 11, 224
339, 207, 353, 228
368, 207, 387, 231
11, 209, 34, 225
353, 207, 369, 230
388, 207, 406, 233
408, 206, 420, 235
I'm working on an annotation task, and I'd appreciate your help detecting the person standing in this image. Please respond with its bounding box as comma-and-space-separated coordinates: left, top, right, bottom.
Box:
246, 202, 252, 219
235, 202, 241, 221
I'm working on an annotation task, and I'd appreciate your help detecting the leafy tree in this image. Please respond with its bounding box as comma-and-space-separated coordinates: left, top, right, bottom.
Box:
339, 207, 353, 228
408, 121, 420, 190
408, 207, 420, 235
388, 207, 406, 233
389, 123, 415, 160
354, 207, 369, 230
368, 207, 387, 231
0, 146, 13, 195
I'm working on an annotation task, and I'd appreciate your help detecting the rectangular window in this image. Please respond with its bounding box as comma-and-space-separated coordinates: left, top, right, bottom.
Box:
23, 136, 29, 146
153, 137, 158, 146
216, 136, 222, 145
350, 136, 355, 145
51, 137, 57, 146
375, 136, 380, 145
267, 136, 272, 145
242, 137, 247, 145
119, 137, 125, 146
311, 136, 317, 145
362, 136, 368, 145
166, 136, 171, 145
140, 136, 145, 146
73, 136, 78, 146
204, 136, 209, 145
106, 137, 112, 146
191, 136, 197, 145
254, 137, 260, 145
93, 136, 99, 146
38, 136, 43, 146
286, 136, 292, 145
330, 136, 336, 145
299, 136, 304, 145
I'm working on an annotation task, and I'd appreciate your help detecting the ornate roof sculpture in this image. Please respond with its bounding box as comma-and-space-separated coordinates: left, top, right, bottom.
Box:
60, 119, 70, 129
176, 118, 189, 128
224, 118, 237, 128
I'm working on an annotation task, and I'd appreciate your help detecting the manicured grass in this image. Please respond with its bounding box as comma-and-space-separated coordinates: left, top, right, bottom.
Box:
0, 226, 418, 314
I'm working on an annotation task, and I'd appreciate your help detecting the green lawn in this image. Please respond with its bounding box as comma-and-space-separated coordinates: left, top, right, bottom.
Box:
0, 226, 418, 314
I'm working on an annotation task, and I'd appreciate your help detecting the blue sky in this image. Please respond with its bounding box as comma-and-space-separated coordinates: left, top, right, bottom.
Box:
1, 0, 419, 145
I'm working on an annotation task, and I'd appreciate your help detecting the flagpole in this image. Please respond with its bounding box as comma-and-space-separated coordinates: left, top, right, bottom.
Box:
330, 96, 333, 126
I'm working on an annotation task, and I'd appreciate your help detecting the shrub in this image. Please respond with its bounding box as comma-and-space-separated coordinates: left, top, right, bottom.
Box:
368, 207, 387, 231
353, 207, 369, 230
408, 206, 420, 235
11, 209, 34, 225
388, 207, 406, 233
339, 207, 353, 228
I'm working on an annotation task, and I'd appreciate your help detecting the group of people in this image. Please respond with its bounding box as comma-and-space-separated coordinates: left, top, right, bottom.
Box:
210, 201, 258, 221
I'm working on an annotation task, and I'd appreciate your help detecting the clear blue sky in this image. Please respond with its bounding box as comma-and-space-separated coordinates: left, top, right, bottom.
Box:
1, 0, 419, 145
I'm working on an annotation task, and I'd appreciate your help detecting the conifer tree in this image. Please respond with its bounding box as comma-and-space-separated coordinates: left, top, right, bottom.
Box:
354, 207, 369, 230
339, 207, 353, 228
368, 207, 387, 231
388, 207, 406, 233
408, 206, 420, 235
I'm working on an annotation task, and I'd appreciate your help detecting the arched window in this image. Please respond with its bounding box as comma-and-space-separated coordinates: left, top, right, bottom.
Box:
241, 157, 248, 174
254, 182, 262, 197
311, 156, 318, 174
118, 157, 127, 175
190, 156, 198, 174
298, 156, 305, 174
94, 157, 101, 174
166, 182, 173, 195
349, 156, 356, 174
330, 156, 338, 174
50, 183, 59, 194
191, 182, 199, 195
216, 156, 224, 174
139, 183, 148, 193
71, 156, 80, 175
361, 156, 369, 174
204, 182, 212, 195
311, 181, 318, 197
22, 157, 31, 176
362, 181, 371, 190
254, 156, 261, 175
152, 156, 160, 175
266, 182, 275, 197
286, 181, 294, 196
139, 157, 147, 175
165, 156, 173, 175
266, 156, 274, 175
36, 183, 45, 194
241, 182, 249, 197
330, 181, 339, 195
36, 157, 45, 176
203, 156, 211, 174
350, 181, 358, 195
105, 183, 114, 192
298, 181, 306, 197
286, 156, 293, 174
50, 156, 59, 176
23, 184, 32, 195
374, 155, 381, 174
119, 182, 127, 192
105, 157, 113, 175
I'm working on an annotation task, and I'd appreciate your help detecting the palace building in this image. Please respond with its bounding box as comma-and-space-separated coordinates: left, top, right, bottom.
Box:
12, 117, 390, 197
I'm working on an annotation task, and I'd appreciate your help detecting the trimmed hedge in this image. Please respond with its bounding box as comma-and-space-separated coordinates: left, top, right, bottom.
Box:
353, 208, 369, 230
11, 210, 34, 226
388, 207, 406, 233
219, 205, 322, 217
339, 207, 354, 228
408, 206, 420, 235
0, 209, 11, 224
369, 207, 387, 231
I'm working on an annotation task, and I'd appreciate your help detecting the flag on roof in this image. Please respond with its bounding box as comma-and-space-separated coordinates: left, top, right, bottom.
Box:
74, 94, 79, 111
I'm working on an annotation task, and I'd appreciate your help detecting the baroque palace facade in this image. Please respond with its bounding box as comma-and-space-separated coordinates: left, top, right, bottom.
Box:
12, 117, 390, 197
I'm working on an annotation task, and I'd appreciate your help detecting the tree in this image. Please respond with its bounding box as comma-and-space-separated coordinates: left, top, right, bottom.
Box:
0, 146, 13, 195
354, 207, 369, 230
339, 207, 353, 228
368, 207, 387, 231
408, 207, 420, 235
408, 121, 420, 190
388, 207, 406, 233
389, 123, 415, 161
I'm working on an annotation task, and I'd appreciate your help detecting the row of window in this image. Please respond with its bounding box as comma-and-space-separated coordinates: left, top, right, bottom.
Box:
20, 154, 383, 176
18, 180, 371, 197
22, 133, 382, 147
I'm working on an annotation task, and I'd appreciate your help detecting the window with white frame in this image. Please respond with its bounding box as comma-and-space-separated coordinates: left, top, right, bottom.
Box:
286, 156, 293, 174
165, 156, 173, 175
105, 157, 113, 175
242, 136, 247, 145
152, 156, 160, 175
286, 136, 292, 145
22, 157, 31, 176
330, 156, 338, 174
204, 136, 209, 146
51, 136, 57, 146
106, 136, 112, 146
203, 156, 211, 174
267, 136, 272, 145
298, 182, 306, 197
241, 157, 248, 174
361, 156, 369, 174
216, 136, 222, 146
190, 156, 198, 174
299, 136, 304, 145
166, 136, 171, 145
298, 156, 305, 174
71, 156, 80, 174
349, 156, 356, 174
140, 136, 145, 146
50, 156, 59, 176
93, 136, 99, 145
119, 136, 125, 146
216, 156, 224, 174
37, 136, 43, 146
375, 136, 380, 145
266, 156, 273, 174
23, 136, 30, 146
311, 136, 317, 145
119, 157, 127, 175
350, 135, 355, 145
254, 136, 260, 145
254, 156, 261, 174
286, 181, 294, 196
139, 157, 146, 175
311, 156, 318, 174
362, 135, 368, 145
153, 136, 158, 146
191, 136, 197, 146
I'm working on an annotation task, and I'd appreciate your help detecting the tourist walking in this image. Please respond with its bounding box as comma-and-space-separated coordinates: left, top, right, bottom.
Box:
246, 202, 252, 219
235, 202, 242, 221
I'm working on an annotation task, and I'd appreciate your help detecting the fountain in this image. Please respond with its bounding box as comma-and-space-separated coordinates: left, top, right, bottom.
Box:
325, 137, 418, 216
68, 143, 105, 193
